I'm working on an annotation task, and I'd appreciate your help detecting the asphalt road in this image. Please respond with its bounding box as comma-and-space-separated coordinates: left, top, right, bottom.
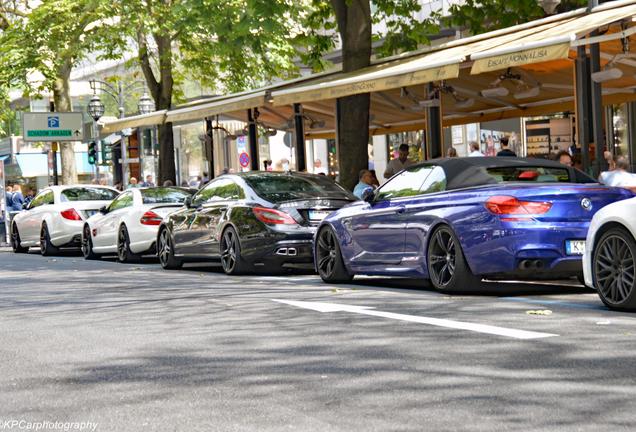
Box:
1, 248, 636, 431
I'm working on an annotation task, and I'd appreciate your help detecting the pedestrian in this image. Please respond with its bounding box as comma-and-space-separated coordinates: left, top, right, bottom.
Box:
554, 150, 573, 167
353, 169, 375, 199
599, 156, 636, 187
369, 170, 380, 187
141, 175, 155, 187
127, 177, 140, 189
163, 180, 174, 187
496, 137, 516, 157
313, 159, 327, 175
468, 141, 484, 157
11, 184, 25, 211
24, 188, 35, 206
446, 147, 458, 158
5, 185, 13, 211
384, 144, 414, 179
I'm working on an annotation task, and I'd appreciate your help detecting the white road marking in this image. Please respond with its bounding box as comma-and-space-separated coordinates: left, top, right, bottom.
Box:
272, 299, 558, 340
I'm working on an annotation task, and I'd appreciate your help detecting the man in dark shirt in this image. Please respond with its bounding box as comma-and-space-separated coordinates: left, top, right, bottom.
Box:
496, 136, 516, 157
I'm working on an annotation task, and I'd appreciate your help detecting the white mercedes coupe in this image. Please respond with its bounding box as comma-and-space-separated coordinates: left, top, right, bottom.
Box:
583, 197, 636, 311
10, 185, 119, 255
81, 187, 194, 263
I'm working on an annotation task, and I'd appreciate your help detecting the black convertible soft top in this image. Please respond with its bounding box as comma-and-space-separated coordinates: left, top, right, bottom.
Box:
411, 157, 595, 190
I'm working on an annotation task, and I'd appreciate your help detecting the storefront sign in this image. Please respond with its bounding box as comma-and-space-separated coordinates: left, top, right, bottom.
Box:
23, 112, 84, 142
273, 63, 460, 106
470, 43, 570, 75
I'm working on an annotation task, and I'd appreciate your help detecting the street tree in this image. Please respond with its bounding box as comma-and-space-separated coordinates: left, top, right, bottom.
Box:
439, 0, 588, 34
111, 0, 305, 184
0, 0, 122, 184
301, 1, 437, 190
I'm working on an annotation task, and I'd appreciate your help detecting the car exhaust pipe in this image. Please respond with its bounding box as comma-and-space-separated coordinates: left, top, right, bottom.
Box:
276, 248, 288, 256
287, 248, 297, 256
519, 260, 531, 270
533, 260, 544, 269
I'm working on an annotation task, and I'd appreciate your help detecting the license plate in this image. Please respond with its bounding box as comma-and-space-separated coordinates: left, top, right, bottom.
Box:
566, 240, 586, 255
308, 210, 332, 221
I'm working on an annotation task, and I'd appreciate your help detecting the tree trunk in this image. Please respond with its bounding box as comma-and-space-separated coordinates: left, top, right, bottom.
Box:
138, 30, 176, 184
331, 0, 372, 191
52, 60, 78, 185
157, 122, 175, 184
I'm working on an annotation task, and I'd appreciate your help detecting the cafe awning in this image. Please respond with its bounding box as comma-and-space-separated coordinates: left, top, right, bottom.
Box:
165, 91, 267, 124
100, 110, 167, 135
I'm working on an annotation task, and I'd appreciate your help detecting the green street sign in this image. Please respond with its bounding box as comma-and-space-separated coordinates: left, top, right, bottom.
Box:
27, 130, 73, 138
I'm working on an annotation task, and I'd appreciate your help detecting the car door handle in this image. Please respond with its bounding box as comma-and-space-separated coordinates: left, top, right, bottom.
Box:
396, 206, 406, 214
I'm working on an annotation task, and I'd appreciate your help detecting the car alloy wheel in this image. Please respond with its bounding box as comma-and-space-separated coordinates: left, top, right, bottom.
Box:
117, 225, 139, 263
315, 226, 352, 283
594, 229, 636, 310
429, 228, 456, 288
11, 224, 28, 254
220, 229, 238, 274
82, 225, 98, 260
40, 223, 58, 256
427, 225, 479, 292
316, 227, 337, 277
158, 228, 181, 270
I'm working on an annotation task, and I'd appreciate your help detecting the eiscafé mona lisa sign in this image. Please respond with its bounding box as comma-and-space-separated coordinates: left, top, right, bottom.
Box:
22, 112, 84, 142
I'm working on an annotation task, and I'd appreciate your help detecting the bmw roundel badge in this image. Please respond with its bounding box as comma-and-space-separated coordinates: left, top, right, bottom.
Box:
581, 198, 592, 211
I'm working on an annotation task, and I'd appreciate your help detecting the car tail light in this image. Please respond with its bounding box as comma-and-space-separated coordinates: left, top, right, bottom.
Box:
252, 207, 297, 225
140, 210, 163, 226
60, 208, 82, 221
485, 196, 552, 215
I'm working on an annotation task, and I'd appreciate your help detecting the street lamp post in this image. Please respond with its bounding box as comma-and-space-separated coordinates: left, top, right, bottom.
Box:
87, 79, 155, 185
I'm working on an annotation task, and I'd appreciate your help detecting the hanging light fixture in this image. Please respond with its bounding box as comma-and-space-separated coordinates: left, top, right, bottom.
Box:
138, 92, 155, 115
513, 86, 541, 99
481, 87, 509, 98
87, 94, 105, 121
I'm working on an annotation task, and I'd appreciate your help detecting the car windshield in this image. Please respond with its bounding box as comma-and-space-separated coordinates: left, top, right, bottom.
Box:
60, 187, 119, 202
141, 188, 193, 204
244, 174, 355, 203
486, 166, 572, 183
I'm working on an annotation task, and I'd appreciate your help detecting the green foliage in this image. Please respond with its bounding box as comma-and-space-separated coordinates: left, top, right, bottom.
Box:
300, 0, 439, 66
437, 0, 588, 35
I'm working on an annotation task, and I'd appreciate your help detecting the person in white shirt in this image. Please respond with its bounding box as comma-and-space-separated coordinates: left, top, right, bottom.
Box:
599, 156, 636, 188
468, 141, 484, 157
384, 144, 414, 179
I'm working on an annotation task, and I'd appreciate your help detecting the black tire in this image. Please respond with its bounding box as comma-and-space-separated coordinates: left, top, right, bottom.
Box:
40, 223, 59, 256
117, 225, 141, 263
157, 227, 182, 270
427, 225, 480, 292
220, 226, 251, 275
10, 224, 28, 254
81, 225, 100, 260
315, 226, 352, 283
593, 227, 636, 311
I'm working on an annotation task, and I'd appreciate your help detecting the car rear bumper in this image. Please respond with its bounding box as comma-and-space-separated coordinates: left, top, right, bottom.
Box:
463, 221, 588, 278
50, 220, 84, 247
241, 230, 315, 269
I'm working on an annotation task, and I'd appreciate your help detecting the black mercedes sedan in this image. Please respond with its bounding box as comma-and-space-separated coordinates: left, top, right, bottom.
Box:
156, 171, 357, 274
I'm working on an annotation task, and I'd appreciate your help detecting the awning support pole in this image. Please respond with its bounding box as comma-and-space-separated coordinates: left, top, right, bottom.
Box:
205, 118, 215, 180
590, 34, 606, 176
294, 103, 306, 172
247, 108, 259, 171
425, 83, 442, 160
575, 46, 592, 173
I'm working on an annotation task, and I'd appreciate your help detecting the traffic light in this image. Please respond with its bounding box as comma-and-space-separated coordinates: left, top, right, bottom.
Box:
88, 141, 97, 165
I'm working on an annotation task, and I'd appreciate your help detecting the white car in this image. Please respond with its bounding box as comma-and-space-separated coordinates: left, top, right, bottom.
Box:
10, 185, 119, 255
583, 197, 636, 311
81, 187, 194, 263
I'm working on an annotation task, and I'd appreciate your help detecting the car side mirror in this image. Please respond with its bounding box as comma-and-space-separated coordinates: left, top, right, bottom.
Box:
22, 202, 29, 210
362, 188, 375, 203
99, 206, 108, 214
184, 196, 193, 208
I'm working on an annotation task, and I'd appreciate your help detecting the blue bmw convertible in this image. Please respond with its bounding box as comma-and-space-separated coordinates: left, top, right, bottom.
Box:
314, 157, 634, 291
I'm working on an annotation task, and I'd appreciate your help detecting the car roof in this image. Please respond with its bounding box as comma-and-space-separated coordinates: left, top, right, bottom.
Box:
47, 185, 119, 191
411, 157, 584, 190
223, 171, 327, 179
